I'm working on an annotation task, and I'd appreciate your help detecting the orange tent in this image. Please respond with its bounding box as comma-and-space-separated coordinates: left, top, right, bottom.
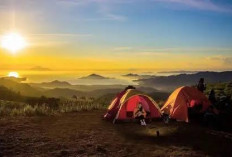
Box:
161, 86, 211, 122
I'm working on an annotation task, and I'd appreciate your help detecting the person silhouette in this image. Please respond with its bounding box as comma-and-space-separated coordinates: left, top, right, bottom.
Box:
197, 78, 206, 92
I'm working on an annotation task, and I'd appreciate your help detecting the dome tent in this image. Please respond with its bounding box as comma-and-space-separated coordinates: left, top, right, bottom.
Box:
104, 89, 162, 123
161, 86, 211, 122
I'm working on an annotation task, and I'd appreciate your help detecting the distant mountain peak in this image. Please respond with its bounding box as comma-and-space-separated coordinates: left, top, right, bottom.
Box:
89, 73, 102, 77
123, 73, 139, 77
79, 74, 109, 79
51, 80, 63, 83
30, 66, 51, 71
42, 80, 71, 86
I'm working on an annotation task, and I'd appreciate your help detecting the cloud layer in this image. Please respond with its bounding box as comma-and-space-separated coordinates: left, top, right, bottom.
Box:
153, 0, 232, 13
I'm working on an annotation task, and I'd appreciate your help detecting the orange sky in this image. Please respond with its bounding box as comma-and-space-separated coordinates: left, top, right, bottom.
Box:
0, 42, 231, 73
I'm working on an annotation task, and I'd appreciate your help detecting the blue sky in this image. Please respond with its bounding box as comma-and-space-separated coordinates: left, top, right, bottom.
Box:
2, 0, 231, 47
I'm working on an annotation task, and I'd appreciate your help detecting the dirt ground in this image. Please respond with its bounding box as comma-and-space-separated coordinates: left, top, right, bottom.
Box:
0, 110, 232, 157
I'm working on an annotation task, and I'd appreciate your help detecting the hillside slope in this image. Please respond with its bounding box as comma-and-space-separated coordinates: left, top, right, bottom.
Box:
136, 71, 232, 91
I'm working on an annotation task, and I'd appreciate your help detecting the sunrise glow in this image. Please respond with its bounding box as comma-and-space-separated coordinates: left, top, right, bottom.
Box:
8, 72, 19, 78
0, 32, 27, 53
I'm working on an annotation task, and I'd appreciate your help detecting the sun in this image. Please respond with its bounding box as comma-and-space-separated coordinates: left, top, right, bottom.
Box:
0, 32, 27, 53
8, 72, 19, 78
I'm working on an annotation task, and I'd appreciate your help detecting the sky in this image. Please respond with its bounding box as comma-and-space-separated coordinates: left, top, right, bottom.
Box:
0, 0, 232, 78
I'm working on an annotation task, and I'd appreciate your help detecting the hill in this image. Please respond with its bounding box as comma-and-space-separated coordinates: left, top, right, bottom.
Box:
122, 73, 140, 77
79, 74, 109, 80
0, 86, 24, 101
41, 80, 71, 86
70, 73, 135, 85
157, 70, 199, 74
44, 88, 86, 98
136, 71, 232, 91
0, 78, 42, 97
42, 86, 161, 98
30, 83, 127, 92
30, 80, 71, 89
122, 73, 153, 79
0, 77, 166, 99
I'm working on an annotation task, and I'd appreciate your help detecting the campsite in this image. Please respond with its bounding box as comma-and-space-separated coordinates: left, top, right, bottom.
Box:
1, 0, 232, 156
1, 80, 232, 156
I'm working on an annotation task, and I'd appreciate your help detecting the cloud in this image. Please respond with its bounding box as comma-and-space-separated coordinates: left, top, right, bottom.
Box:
223, 57, 232, 65
112, 46, 232, 54
134, 51, 169, 56
0, 0, 8, 7
206, 55, 232, 66
57, 0, 133, 5
57, 0, 128, 21
83, 14, 127, 22
112, 46, 169, 56
153, 0, 232, 13
29, 33, 93, 37
113, 47, 132, 51
29, 66, 51, 71
104, 13, 127, 21
26, 33, 93, 47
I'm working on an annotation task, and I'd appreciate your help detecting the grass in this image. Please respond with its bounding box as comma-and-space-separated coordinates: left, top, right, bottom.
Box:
0, 98, 108, 117
59, 100, 106, 113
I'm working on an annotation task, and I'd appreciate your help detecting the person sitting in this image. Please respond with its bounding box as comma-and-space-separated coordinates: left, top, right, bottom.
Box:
133, 103, 147, 126
162, 112, 170, 124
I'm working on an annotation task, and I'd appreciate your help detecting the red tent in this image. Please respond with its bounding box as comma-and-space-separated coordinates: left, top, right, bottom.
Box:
104, 89, 162, 123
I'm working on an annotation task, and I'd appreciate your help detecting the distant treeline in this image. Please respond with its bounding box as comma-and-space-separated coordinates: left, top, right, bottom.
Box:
0, 85, 108, 117
0, 85, 23, 101
206, 82, 232, 98
0, 85, 60, 107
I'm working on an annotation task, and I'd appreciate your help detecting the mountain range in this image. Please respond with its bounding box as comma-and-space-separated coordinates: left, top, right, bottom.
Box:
69, 74, 132, 85
1, 71, 232, 99
0, 77, 158, 99
122, 73, 140, 77
122, 73, 153, 79
135, 71, 232, 91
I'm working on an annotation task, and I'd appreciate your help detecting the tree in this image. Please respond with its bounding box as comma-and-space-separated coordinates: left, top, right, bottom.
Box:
72, 95, 77, 100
